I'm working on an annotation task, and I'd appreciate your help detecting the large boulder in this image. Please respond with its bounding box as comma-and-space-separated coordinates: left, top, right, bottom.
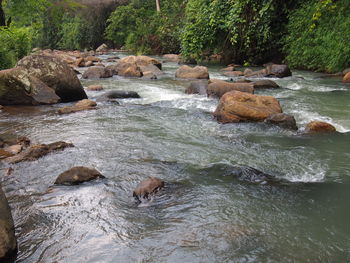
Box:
175, 65, 209, 79
264, 113, 297, 130
119, 56, 162, 70
57, 99, 97, 115
213, 91, 282, 123
16, 54, 87, 102
343, 72, 350, 83
265, 64, 292, 78
133, 177, 164, 202
82, 66, 113, 79
185, 81, 208, 95
305, 121, 336, 133
55, 167, 105, 185
207, 80, 254, 98
116, 62, 142, 78
3, 141, 74, 164
0, 186, 17, 263
0, 67, 60, 105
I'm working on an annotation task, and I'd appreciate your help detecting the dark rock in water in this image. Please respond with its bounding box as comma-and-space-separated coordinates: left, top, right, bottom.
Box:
253, 79, 280, 89
55, 166, 105, 185
264, 113, 298, 130
185, 81, 208, 95
105, 90, 140, 99
16, 54, 87, 102
0, 186, 17, 263
265, 64, 292, 78
3, 141, 74, 164
133, 177, 164, 202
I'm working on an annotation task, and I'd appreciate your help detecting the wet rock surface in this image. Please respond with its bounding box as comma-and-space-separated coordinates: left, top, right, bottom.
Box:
175, 65, 209, 79
133, 177, 165, 202
305, 121, 336, 133
185, 81, 208, 95
55, 166, 105, 185
264, 113, 298, 130
57, 99, 97, 114
207, 80, 254, 98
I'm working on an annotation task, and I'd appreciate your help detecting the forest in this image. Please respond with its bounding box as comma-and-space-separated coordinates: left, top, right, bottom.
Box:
0, 0, 350, 72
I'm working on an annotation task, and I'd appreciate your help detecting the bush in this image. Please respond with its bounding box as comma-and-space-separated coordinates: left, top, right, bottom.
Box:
0, 26, 32, 69
285, 0, 350, 72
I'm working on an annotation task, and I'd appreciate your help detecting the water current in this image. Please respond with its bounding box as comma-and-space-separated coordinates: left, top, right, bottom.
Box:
1, 53, 350, 262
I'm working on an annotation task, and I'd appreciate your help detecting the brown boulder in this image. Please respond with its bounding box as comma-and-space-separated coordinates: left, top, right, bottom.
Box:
96, 43, 108, 53
265, 64, 292, 78
55, 166, 105, 185
57, 99, 97, 115
221, 66, 235, 71
82, 66, 113, 79
3, 145, 22, 155
305, 121, 336, 133
84, 56, 101, 63
0, 149, 14, 159
214, 91, 282, 123
223, 71, 244, 77
243, 68, 253, 76
75, 57, 85, 67
163, 54, 180, 62
264, 113, 297, 130
84, 61, 94, 67
175, 65, 209, 79
185, 81, 208, 95
16, 54, 87, 102
343, 72, 350, 83
207, 81, 254, 98
116, 62, 142, 77
86, 85, 104, 91
0, 186, 17, 263
0, 67, 61, 105
245, 69, 268, 78
119, 55, 162, 70
133, 177, 164, 201
253, 80, 280, 89
139, 64, 163, 77
3, 141, 74, 164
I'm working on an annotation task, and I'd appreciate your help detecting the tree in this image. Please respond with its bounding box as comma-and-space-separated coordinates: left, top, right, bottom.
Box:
156, 0, 160, 12
0, 0, 6, 26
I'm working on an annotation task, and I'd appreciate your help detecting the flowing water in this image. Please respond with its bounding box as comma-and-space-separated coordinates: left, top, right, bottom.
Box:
1, 53, 350, 263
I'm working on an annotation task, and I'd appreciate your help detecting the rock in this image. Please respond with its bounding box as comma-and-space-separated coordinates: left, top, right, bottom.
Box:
175, 65, 209, 79
163, 54, 180, 62
84, 56, 101, 63
119, 56, 162, 70
0, 67, 61, 105
230, 166, 277, 184
133, 177, 164, 201
96, 44, 108, 53
4, 168, 13, 177
207, 81, 254, 98
265, 64, 292, 78
16, 54, 87, 102
3, 141, 74, 164
57, 99, 97, 115
3, 145, 22, 155
142, 71, 157, 79
342, 68, 350, 75
105, 90, 140, 99
54, 166, 105, 185
86, 85, 104, 91
139, 64, 163, 77
305, 121, 336, 133
75, 57, 85, 67
252, 79, 280, 89
264, 113, 297, 130
213, 91, 282, 123
185, 81, 208, 95
82, 66, 113, 79
0, 149, 14, 159
84, 61, 94, 67
343, 72, 350, 83
245, 69, 268, 78
243, 68, 253, 76
116, 62, 142, 77
223, 71, 244, 77
221, 66, 235, 71
0, 186, 17, 263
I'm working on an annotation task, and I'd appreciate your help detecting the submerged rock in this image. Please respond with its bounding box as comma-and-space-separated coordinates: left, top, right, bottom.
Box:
16, 54, 87, 102
207, 80, 254, 98
0, 186, 17, 263
3, 141, 74, 164
175, 65, 209, 79
57, 99, 97, 115
105, 90, 140, 99
185, 81, 208, 95
264, 113, 298, 130
55, 166, 105, 185
265, 64, 291, 78
214, 91, 282, 123
305, 121, 336, 133
133, 177, 164, 202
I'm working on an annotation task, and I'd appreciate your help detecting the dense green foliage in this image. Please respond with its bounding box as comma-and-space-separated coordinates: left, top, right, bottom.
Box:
285, 0, 350, 72
1, 0, 349, 72
106, 0, 185, 54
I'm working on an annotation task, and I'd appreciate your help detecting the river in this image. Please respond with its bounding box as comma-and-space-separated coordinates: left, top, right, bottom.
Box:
1, 53, 350, 262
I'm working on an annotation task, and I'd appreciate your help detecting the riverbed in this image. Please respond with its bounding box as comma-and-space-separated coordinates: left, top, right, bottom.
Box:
1, 53, 350, 262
